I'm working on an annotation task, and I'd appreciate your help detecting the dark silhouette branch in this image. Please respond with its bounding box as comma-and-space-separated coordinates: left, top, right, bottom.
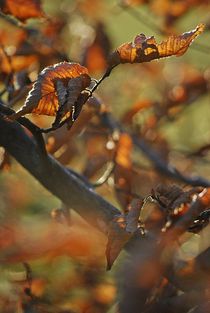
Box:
0, 106, 120, 233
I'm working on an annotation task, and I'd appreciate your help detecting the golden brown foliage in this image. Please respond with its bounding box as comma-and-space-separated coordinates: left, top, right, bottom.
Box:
109, 24, 205, 67
11, 62, 91, 124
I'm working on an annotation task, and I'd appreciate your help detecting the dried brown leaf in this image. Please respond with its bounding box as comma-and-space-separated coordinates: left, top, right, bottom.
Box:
155, 184, 201, 211
109, 24, 205, 67
53, 75, 88, 127
11, 62, 91, 124
106, 215, 132, 270
126, 199, 143, 233
106, 203, 142, 270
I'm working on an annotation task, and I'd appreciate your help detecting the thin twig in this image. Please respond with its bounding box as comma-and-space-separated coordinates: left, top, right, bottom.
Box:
0, 12, 25, 29
93, 161, 116, 187
132, 135, 210, 188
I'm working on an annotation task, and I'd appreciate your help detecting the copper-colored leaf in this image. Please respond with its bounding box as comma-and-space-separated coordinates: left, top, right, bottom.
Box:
108, 24, 205, 67
53, 75, 89, 127
0, 0, 44, 21
106, 203, 142, 270
106, 215, 132, 270
11, 62, 91, 122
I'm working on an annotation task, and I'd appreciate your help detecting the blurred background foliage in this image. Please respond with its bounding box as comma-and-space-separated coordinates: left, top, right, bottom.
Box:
0, 0, 210, 312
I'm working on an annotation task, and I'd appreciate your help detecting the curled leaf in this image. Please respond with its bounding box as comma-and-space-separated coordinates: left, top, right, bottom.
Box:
106, 200, 143, 270
108, 24, 205, 67
53, 75, 89, 127
106, 215, 132, 270
11, 62, 91, 125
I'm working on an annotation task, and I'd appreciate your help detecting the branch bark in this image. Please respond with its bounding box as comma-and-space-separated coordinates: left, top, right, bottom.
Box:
0, 112, 120, 233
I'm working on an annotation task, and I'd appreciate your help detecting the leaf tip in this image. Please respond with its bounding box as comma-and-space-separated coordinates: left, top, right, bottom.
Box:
196, 23, 205, 34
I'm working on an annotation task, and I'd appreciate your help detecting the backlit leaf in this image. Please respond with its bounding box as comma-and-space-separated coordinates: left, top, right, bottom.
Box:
11, 62, 91, 124
108, 24, 205, 66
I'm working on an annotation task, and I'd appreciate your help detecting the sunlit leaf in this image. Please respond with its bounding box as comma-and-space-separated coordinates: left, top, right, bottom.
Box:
108, 24, 205, 67
11, 62, 91, 124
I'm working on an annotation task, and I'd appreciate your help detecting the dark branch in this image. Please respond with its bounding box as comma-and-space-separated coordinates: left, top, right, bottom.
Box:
132, 135, 210, 187
99, 111, 210, 188
0, 109, 120, 233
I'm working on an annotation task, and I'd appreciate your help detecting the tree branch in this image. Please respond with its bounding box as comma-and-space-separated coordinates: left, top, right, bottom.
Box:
0, 111, 120, 233
100, 111, 210, 187
132, 135, 210, 187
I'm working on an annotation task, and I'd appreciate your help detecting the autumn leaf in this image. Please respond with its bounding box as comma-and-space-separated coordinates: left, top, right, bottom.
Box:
106, 215, 132, 270
106, 200, 142, 270
10, 62, 91, 126
108, 24, 205, 67
0, 0, 44, 21
46, 96, 102, 164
